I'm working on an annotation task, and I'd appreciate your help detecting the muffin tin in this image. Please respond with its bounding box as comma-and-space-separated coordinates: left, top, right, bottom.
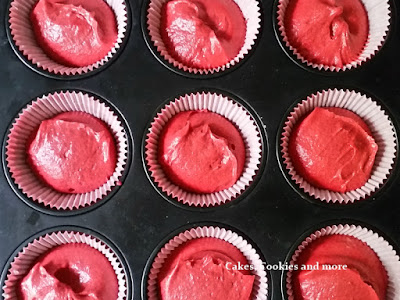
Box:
1, 0, 400, 299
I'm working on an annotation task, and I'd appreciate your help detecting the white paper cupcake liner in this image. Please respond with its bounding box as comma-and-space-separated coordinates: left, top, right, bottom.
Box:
277, 0, 391, 71
9, 0, 128, 76
147, 226, 268, 300
2, 230, 128, 300
146, 0, 261, 75
5, 91, 129, 210
280, 89, 397, 203
145, 92, 263, 207
285, 224, 400, 300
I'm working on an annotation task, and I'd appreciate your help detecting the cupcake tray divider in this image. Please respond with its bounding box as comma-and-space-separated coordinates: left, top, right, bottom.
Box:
1, 0, 400, 299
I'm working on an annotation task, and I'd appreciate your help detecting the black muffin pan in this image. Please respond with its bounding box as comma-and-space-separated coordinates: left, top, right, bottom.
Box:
1, 0, 400, 299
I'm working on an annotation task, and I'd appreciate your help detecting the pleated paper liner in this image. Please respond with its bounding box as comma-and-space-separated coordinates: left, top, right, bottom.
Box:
280, 89, 397, 204
8, 0, 129, 78
1, 228, 130, 300
284, 224, 400, 300
145, 0, 261, 76
276, 0, 391, 72
5, 91, 129, 211
146, 225, 268, 300
144, 92, 264, 208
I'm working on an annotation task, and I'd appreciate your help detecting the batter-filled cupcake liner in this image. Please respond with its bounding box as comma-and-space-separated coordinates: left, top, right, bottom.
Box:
280, 89, 397, 203
5, 91, 129, 210
147, 225, 268, 300
8, 0, 128, 76
1, 230, 128, 300
145, 92, 263, 207
285, 224, 400, 300
276, 0, 391, 72
146, 0, 261, 75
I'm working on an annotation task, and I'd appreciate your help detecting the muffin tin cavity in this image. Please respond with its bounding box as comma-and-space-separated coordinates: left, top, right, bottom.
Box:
142, 0, 262, 77
6, 0, 130, 79
282, 222, 400, 300
2, 90, 132, 215
0, 226, 133, 300
274, 0, 392, 73
143, 224, 270, 300
277, 89, 397, 205
142, 91, 267, 210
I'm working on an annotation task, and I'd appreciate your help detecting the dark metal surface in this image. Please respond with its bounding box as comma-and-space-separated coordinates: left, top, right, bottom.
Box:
0, 0, 400, 299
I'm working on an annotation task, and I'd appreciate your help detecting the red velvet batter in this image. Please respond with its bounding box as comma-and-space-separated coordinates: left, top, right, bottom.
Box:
289, 107, 378, 193
158, 238, 255, 300
292, 235, 387, 300
161, 0, 246, 69
284, 0, 369, 67
158, 110, 245, 194
27, 112, 117, 194
31, 0, 118, 67
18, 243, 118, 300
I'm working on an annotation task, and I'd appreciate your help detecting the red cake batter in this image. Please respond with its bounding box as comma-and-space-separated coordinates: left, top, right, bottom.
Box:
161, 0, 246, 69
158, 238, 255, 300
27, 112, 117, 194
31, 0, 118, 67
289, 107, 377, 193
292, 235, 387, 300
158, 110, 245, 194
284, 0, 369, 67
18, 243, 118, 300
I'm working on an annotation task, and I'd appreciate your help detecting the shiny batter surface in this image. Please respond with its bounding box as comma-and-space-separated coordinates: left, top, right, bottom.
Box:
292, 235, 387, 300
31, 0, 118, 67
284, 0, 369, 67
158, 110, 245, 193
158, 238, 255, 300
18, 244, 118, 300
161, 0, 246, 69
27, 112, 117, 194
289, 107, 377, 193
